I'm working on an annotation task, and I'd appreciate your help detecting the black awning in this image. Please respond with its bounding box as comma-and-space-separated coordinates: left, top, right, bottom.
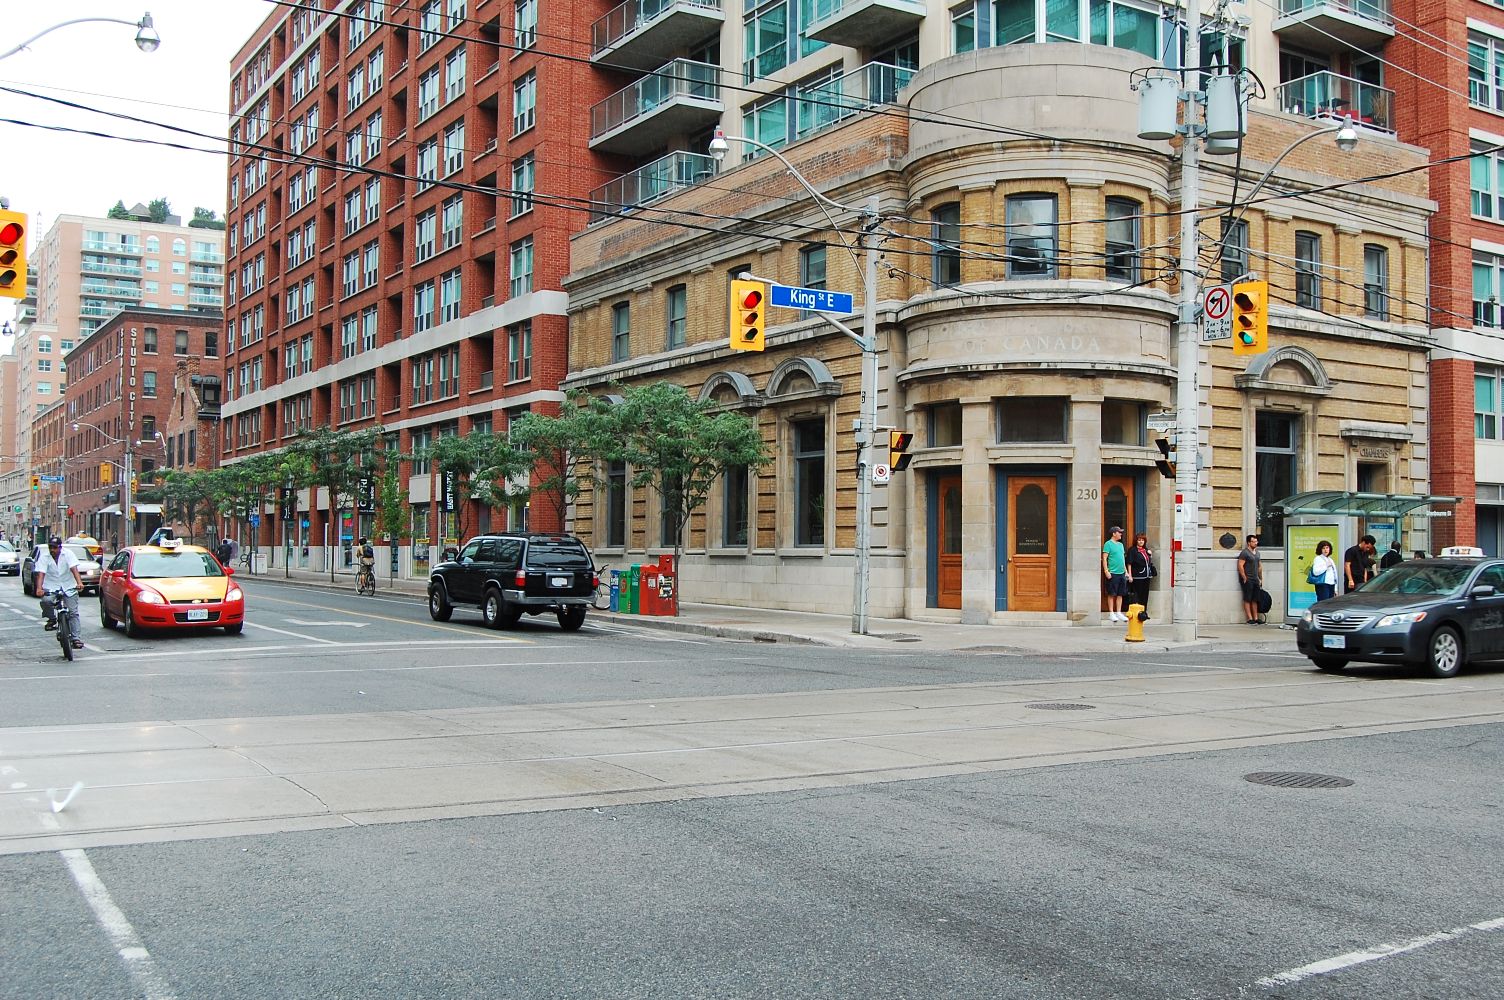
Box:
1272, 491, 1459, 518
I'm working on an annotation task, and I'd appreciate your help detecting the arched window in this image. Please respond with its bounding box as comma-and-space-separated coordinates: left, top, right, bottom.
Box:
173, 237, 187, 256
146, 236, 160, 253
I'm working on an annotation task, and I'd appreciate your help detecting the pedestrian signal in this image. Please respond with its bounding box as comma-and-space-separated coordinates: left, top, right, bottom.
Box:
888, 430, 914, 472
1154, 437, 1176, 480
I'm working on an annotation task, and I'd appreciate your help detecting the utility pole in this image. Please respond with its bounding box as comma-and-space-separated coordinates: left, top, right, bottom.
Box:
852, 195, 879, 636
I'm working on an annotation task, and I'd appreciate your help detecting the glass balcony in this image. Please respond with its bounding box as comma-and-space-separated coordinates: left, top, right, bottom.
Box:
807, 0, 926, 49
1276, 71, 1395, 134
81, 240, 143, 256
79, 258, 142, 278
590, 59, 722, 156
79, 304, 120, 318
189, 292, 224, 307
188, 271, 225, 285
191, 250, 226, 264
797, 60, 915, 139
1272, 0, 1393, 52
590, 151, 719, 223
592, 0, 723, 72
79, 283, 144, 300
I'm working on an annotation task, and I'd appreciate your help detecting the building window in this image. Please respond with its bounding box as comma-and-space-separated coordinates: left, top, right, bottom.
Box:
1294, 231, 1322, 309
415, 209, 436, 262
666, 285, 687, 349
605, 460, 626, 547
1472, 140, 1504, 219
1101, 399, 1145, 446
444, 47, 466, 104
932, 202, 961, 286
1475, 252, 1503, 328
952, 2, 977, 53
441, 194, 463, 250
1255, 411, 1299, 543
793, 418, 826, 547
37, 336, 52, 353
515, 0, 537, 47
510, 153, 535, 217
1363, 244, 1389, 320
142, 372, 157, 398
175, 330, 189, 356
743, 92, 790, 156
512, 71, 536, 135
1220, 218, 1249, 282
799, 244, 826, 291
417, 139, 438, 190
507, 320, 532, 381
1104, 197, 1141, 282
1005, 194, 1057, 278
418, 67, 439, 121
143, 328, 159, 354
723, 464, 749, 546
442, 118, 465, 176
413, 280, 436, 334
509, 237, 534, 298
1470, 33, 1504, 112
440, 268, 462, 323
341, 315, 359, 359
930, 402, 963, 446
205, 331, 218, 357
998, 397, 1067, 442
1478, 368, 1502, 440
612, 302, 630, 362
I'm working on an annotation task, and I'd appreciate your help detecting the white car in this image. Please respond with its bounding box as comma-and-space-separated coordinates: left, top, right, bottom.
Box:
0, 540, 18, 576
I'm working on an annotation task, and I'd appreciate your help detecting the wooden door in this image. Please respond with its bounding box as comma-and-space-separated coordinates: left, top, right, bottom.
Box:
1101, 475, 1135, 609
936, 474, 962, 609
1007, 476, 1057, 612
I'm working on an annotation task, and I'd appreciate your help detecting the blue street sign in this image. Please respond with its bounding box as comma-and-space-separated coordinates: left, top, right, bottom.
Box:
248, 514, 260, 527
39, 475, 64, 483
770, 284, 853, 313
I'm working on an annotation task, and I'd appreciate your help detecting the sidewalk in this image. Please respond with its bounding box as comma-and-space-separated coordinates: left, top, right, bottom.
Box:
248, 565, 1295, 655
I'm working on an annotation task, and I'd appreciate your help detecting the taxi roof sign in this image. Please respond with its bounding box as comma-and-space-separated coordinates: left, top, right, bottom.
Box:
1439, 545, 1484, 557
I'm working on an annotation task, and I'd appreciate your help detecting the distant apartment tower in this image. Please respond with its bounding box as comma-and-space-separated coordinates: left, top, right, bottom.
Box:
220, 0, 618, 569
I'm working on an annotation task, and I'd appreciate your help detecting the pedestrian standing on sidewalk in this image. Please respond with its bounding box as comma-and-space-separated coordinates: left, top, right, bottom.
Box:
1238, 534, 1263, 625
1102, 526, 1128, 622
1344, 534, 1376, 593
1310, 540, 1338, 602
1124, 532, 1156, 615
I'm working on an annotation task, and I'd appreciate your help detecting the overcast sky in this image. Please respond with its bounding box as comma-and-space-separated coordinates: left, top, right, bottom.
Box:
1, 1, 274, 326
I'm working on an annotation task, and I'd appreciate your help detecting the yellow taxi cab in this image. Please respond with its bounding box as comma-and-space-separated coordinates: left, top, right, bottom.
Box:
65, 535, 103, 560
99, 538, 246, 637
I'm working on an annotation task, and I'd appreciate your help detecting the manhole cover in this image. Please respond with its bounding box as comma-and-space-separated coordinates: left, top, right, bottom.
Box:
1025, 702, 1096, 711
1243, 772, 1354, 789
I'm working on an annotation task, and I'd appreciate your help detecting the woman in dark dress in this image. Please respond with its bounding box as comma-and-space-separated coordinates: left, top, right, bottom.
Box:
1125, 532, 1156, 614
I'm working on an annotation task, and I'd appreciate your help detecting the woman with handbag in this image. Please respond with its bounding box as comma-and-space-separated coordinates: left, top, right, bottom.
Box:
1309, 539, 1338, 602
1125, 532, 1156, 614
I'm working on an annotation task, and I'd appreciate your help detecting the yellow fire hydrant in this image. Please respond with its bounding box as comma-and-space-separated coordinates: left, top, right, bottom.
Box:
1125, 603, 1147, 642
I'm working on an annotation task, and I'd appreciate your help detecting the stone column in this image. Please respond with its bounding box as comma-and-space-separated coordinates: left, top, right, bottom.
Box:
960, 397, 994, 624
1071, 397, 1104, 622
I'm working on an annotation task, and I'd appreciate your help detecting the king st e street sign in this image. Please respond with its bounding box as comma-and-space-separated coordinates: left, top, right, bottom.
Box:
770, 284, 853, 314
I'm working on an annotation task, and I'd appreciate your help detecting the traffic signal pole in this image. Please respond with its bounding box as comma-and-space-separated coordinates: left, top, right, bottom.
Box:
852, 196, 879, 635
1171, 0, 1203, 644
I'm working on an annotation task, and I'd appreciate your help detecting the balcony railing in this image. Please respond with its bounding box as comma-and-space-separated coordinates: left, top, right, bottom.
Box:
1276, 70, 1395, 133
807, 0, 927, 49
592, 0, 723, 71
590, 58, 721, 152
1279, 0, 1390, 18
188, 272, 225, 285
591, 151, 718, 223
189, 293, 224, 307
79, 283, 143, 300
82, 240, 143, 256
1273, 0, 1394, 50
797, 60, 915, 139
79, 259, 142, 278
79, 304, 119, 318
191, 250, 226, 264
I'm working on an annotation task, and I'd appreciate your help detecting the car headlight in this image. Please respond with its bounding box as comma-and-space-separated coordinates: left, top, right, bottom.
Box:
1376, 611, 1427, 628
1301, 610, 1313, 623
134, 590, 165, 605
226, 586, 243, 602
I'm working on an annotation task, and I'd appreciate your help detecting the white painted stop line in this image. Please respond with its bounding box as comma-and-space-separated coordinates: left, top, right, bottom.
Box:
1255, 915, 1504, 988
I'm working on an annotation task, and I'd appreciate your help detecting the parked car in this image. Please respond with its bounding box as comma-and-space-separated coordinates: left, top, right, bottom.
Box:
428, 533, 596, 631
65, 535, 104, 560
99, 538, 245, 637
1296, 552, 1504, 678
0, 540, 18, 576
22, 543, 103, 596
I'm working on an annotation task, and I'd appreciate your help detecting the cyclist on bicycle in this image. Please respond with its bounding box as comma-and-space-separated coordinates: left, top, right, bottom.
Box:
33, 535, 84, 650
357, 537, 375, 589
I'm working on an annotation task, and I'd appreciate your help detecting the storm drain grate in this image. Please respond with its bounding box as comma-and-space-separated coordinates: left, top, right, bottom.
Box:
1244, 771, 1355, 789
1025, 702, 1096, 711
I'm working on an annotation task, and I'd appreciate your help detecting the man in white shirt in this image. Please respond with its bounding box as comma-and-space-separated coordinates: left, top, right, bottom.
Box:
33, 536, 84, 648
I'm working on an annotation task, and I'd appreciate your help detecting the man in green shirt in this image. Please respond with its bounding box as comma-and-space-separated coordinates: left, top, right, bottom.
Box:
1102, 525, 1128, 622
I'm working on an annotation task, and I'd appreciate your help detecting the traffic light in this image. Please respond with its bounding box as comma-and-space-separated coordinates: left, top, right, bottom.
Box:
889, 430, 914, 472
0, 209, 27, 300
30, 474, 39, 491
1154, 436, 1176, 480
729, 279, 765, 352
1231, 279, 1268, 356
100, 462, 114, 485
130, 475, 138, 493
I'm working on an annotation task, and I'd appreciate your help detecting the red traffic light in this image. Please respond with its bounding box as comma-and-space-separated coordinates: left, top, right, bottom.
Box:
740, 287, 763, 309
0, 222, 20, 245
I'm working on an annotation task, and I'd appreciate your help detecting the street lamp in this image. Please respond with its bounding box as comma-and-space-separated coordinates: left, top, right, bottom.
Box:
708, 129, 883, 635
1151, 0, 1358, 641
0, 12, 160, 62
71, 420, 163, 549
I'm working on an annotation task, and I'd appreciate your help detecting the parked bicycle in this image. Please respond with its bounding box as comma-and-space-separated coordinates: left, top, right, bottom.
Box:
592, 564, 613, 610
43, 587, 79, 661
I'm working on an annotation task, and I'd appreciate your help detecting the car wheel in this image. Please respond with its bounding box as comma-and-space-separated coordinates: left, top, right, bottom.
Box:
428, 584, 453, 622
223, 622, 244, 635
557, 607, 586, 632
483, 587, 521, 629
100, 598, 117, 630
122, 599, 144, 639
1309, 655, 1347, 673
1423, 625, 1463, 679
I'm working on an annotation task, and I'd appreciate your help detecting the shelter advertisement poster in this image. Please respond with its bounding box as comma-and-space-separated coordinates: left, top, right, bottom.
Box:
1284, 522, 1339, 617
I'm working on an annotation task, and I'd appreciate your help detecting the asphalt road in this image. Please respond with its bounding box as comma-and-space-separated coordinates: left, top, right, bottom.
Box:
1, 575, 1500, 999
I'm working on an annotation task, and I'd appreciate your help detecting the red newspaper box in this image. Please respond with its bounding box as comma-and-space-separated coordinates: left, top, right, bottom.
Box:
641, 565, 660, 616
657, 553, 677, 616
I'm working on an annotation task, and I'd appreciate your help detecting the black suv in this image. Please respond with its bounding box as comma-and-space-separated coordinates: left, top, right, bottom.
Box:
427, 533, 597, 631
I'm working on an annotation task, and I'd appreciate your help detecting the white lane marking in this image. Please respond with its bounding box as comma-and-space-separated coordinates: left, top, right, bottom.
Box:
0, 656, 728, 683
60, 849, 180, 1000
283, 618, 370, 628
1256, 916, 1504, 988
0, 623, 39, 632
243, 620, 339, 644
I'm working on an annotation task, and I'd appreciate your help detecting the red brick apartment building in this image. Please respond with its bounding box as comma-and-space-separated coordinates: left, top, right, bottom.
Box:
1389, 0, 1504, 551
220, 0, 625, 562
62, 308, 224, 547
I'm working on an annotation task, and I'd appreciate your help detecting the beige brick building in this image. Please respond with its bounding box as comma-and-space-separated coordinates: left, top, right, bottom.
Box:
565, 40, 1434, 626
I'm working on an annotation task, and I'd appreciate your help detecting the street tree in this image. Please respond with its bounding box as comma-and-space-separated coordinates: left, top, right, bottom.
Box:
373, 456, 409, 581
614, 382, 769, 608
287, 427, 383, 579
509, 392, 621, 529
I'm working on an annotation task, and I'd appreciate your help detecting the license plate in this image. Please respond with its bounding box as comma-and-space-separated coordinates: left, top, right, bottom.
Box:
1322, 635, 1345, 649
187, 609, 209, 622
550, 576, 569, 588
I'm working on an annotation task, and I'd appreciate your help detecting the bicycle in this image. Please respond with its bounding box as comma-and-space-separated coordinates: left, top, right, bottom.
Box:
592, 564, 613, 611
43, 588, 79, 661
356, 560, 376, 596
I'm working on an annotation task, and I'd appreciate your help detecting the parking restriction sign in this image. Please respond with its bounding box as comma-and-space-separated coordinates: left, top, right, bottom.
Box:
1201, 284, 1232, 342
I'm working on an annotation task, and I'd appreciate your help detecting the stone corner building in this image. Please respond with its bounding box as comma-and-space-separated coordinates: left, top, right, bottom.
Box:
564, 33, 1434, 626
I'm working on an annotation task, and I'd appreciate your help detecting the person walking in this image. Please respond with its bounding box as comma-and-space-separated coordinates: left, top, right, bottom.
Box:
1310, 540, 1338, 602
1124, 532, 1156, 615
1238, 534, 1263, 625
1102, 526, 1128, 622
1343, 534, 1376, 593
